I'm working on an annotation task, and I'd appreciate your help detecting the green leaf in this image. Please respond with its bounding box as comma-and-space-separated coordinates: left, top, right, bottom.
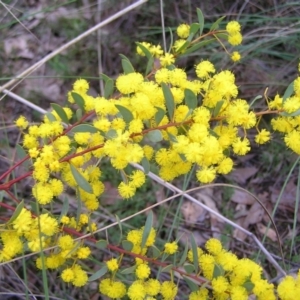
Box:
70, 164, 93, 194
141, 157, 150, 174
51, 103, 69, 123
70, 124, 98, 134
175, 40, 190, 54
190, 234, 199, 273
283, 81, 294, 102
106, 129, 117, 139
6, 200, 24, 225
179, 242, 189, 266
16, 144, 30, 171
249, 95, 262, 108
116, 215, 123, 245
213, 100, 224, 117
185, 89, 197, 110
122, 240, 134, 251
120, 265, 136, 274
71, 92, 85, 112
115, 105, 134, 123
147, 130, 163, 143
121, 58, 135, 74
161, 264, 173, 273
212, 264, 224, 278
183, 39, 215, 56
141, 211, 153, 248
243, 279, 255, 292
75, 187, 82, 225
168, 27, 174, 53
76, 108, 82, 121
88, 266, 108, 282
146, 56, 154, 75
167, 132, 177, 143
187, 23, 200, 42
209, 15, 226, 31
99, 73, 111, 82
104, 79, 114, 98
154, 107, 166, 125
183, 263, 195, 274
96, 240, 108, 249
161, 83, 175, 120
59, 196, 69, 222
196, 8, 205, 36
280, 108, 300, 117
136, 42, 152, 59
183, 276, 199, 292
215, 32, 229, 39
45, 112, 56, 122
148, 245, 161, 258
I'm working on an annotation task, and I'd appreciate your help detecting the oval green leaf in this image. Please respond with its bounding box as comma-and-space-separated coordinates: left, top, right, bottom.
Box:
120, 265, 136, 274
6, 200, 24, 225
70, 124, 98, 134
209, 16, 226, 31
147, 130, 163, 143
88, 266, 108, 282
51, 103, 69, 123
283, 81, 294, 102
213, 100, 224, 117
45, 112, 56, 122
136, 42, 152, 59
16, 144, 30, 171
96, 240, 108, 249
122, 240, 134, 251
161, 264, 173, 273
179, 242, 189, 266
183, 263, 195, 274
115, 105, 134, 123
161, 83, 175, 120
70, 164, 93, 194
154, 107, 166, 126
185, 89, 197, 110
120, 55, 135, 74
71, 92, 85, 112
141, 211, 153, 249
76, 108, 82, 121
190, 234, 199, 273
183, 276, 199, 292
141, 157, 150, 174
196, 8, 204, 35
104, 79, 114, 99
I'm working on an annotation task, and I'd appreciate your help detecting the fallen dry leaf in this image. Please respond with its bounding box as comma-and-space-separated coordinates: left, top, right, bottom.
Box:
231, 189, 256, 205
227, 166, 258, 184
256, 223, 277, 242
181, 201, 206, 225
233, 202, 264, 241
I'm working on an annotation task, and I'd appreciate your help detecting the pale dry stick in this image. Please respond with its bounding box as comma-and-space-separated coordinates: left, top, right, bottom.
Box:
131, 162, 287, 277
159, 0, 167, 52
0, 0, 148, 96
97, 0, 105, 96
2, 89, 47, 115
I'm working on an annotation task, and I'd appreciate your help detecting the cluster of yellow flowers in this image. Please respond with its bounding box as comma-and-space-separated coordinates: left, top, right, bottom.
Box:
97, 227, 299, 300
0, 208, 95, 287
